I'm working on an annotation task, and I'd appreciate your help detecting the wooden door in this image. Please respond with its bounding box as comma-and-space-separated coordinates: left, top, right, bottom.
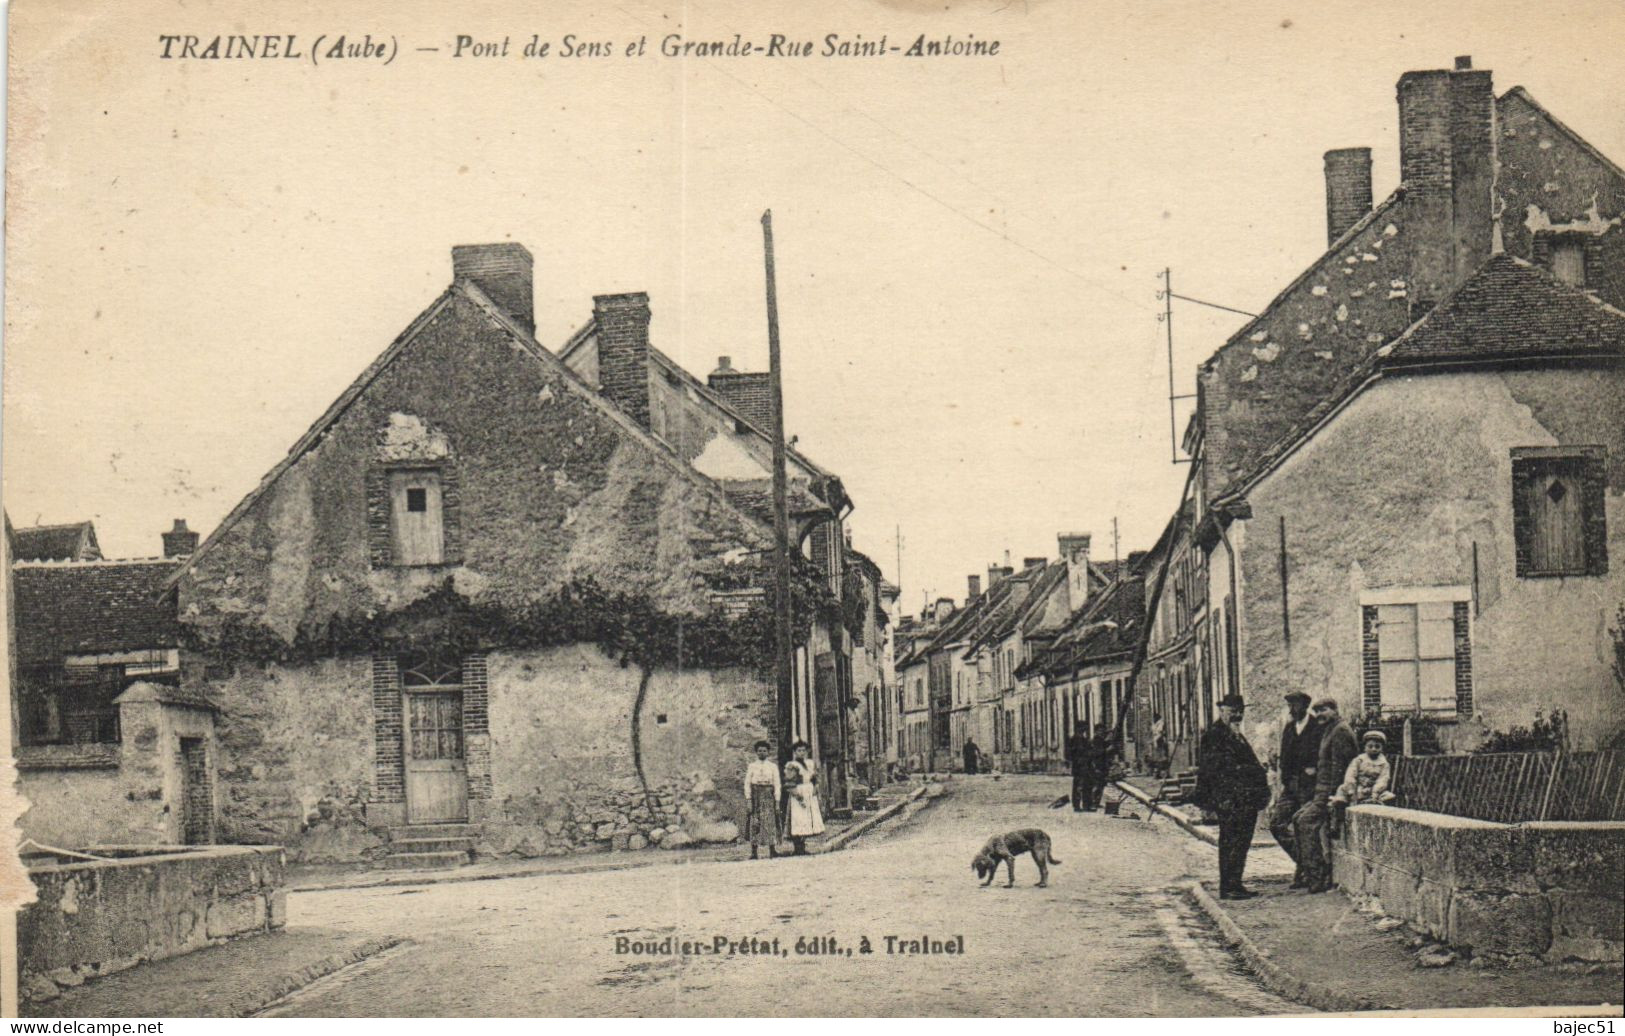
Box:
405, 690, 468, 823
178, 736, 214, 844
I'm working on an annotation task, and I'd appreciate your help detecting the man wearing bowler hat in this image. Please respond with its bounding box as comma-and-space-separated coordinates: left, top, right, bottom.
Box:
1192, 693, 1272, 899
1271, 690, 1320, 887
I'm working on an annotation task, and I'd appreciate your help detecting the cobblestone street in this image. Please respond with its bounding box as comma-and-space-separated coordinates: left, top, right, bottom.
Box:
267, 777, 1294, 1016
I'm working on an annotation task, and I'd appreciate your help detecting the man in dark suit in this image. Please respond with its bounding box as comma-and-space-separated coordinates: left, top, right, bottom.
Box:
1066, 721, 1097, 812
1270, 690, 1319, 888
1193, 694, 1271, 900
1091, 724, 1116, 808
1292, 697, 1359, 893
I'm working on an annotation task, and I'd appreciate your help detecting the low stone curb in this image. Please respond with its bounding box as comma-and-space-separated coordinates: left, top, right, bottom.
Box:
1114, 780, 1219, 846
821, 784, 930, 852
1184, 881, 1392, 1014
294, 785, 935, 893
240, 936, 409, 1017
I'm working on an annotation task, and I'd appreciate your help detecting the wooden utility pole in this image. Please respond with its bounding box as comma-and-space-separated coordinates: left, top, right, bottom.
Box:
762, 210, 795, 764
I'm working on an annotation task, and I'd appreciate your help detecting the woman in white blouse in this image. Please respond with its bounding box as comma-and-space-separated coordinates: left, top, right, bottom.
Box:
744, 739, 781, 859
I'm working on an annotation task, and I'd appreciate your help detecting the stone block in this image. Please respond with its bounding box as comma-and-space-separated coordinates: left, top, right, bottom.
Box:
1524, 827, 1625, 895
267, 890, 288, 930
205, 894, 267, 940
1331, 847, 1367, 895
47, 966, 85, 988
1415, 877, 1451, 937
1547, 891, 1624, 962
1453, 826, 1535, 893
628, 834, 648, 850
611, 832, 631, 852
1448, 891, 1552, 957
1375, 864, 1420, 922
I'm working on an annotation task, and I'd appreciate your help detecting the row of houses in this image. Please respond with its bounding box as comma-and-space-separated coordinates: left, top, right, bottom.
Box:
892, 539, 1142, 775
8, 244, 900, 864
891, 56, 1624, 779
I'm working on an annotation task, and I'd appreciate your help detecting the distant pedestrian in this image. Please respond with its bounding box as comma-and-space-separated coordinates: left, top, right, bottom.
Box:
744, 739, 781, 860
963, 737, 981, 775
1091, 725, 1115, 808
1292, 698, 1358, 893
1192, 694, 1272, 900
1270, 690, 1319, 888
1066, 721, 1098, 811
1149, 712, 1170, 779
782, 740, 825, 855
1332, 731, 1396, 807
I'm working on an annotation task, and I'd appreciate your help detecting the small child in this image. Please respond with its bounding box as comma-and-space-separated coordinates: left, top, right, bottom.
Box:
1332, 730, 1397, 807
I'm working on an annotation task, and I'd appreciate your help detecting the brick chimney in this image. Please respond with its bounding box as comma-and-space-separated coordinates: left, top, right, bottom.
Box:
162, 519, 199, 557
1058, 532, 1091, 610
708, 355, 774, 430
452, 243, 534, 335
967, 574, 982, 600
594, 293, 653, 428
1323, 148, 1373, 245
1397, 57, 1496, 313
986, 564, 1013, 589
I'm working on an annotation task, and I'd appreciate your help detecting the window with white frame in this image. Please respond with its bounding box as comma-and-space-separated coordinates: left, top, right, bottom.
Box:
1361, 589, 1471, 717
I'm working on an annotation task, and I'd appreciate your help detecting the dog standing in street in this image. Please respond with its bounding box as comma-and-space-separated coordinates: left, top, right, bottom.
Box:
971, 828, 1062, 887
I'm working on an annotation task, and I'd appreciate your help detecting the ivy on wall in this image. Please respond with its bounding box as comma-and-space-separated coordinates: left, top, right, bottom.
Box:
184, 564, 837, 675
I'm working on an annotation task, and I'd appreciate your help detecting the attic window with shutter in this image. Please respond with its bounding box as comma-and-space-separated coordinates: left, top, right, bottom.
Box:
1511, 446, 1608, 577
1535, 231, 1592, 288
390, 469, 444, 566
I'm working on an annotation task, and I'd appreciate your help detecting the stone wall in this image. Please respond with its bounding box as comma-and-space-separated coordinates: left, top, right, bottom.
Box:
479, 644, 773, 857
18, 846, 287, 1004
1333, 804, 1624, 962
17, 690, 220, 848
193, 656, 380, 862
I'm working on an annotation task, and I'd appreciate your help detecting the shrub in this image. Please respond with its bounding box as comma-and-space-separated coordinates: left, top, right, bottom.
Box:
1473, 708, 1569, 754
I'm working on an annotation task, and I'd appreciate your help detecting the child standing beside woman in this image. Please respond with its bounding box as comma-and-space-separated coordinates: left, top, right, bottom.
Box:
782, 740, 825, 855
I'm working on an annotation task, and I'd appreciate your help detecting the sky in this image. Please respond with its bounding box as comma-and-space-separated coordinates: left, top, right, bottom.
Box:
5, 0, 1624, 616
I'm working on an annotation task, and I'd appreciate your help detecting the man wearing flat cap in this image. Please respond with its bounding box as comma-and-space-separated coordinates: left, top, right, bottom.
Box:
1271, 690, 1320, 888
1192, 693, 1272, 899
1292, 697, 1358, 893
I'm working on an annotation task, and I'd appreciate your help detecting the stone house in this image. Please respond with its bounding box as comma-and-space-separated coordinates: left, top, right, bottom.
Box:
162, 243, 853, 863
9, 520, 220, 848
1167, 57, 1625, 752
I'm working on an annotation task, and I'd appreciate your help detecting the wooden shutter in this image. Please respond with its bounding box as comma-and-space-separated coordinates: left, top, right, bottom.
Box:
389, 469, 444, 565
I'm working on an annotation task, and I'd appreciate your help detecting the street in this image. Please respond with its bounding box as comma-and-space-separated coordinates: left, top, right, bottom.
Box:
270, 777, 1297, 1016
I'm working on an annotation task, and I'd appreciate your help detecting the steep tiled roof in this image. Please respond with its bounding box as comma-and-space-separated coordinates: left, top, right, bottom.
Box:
1219, 254, 1625, 504
168, 281, 772, 590
1385, 254, 1625, 363
12, 558, 181, 664
12, 522, 101, 562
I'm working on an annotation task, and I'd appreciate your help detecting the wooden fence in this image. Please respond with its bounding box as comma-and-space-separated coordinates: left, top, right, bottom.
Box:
1390, 749, 1625, 823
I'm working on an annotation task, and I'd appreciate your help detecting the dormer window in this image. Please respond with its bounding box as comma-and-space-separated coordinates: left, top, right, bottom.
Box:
1536, 231, 1591, 289
1551, 240, 1586, 287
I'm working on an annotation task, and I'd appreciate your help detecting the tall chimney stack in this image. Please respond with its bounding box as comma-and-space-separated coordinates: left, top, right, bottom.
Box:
162, 519, 199, 558
593, 293, 653, 428
452, 243, 534, 335
967, 574, 982, 600
1396, 58, 1495, 313
1323, 148, 1373, 245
